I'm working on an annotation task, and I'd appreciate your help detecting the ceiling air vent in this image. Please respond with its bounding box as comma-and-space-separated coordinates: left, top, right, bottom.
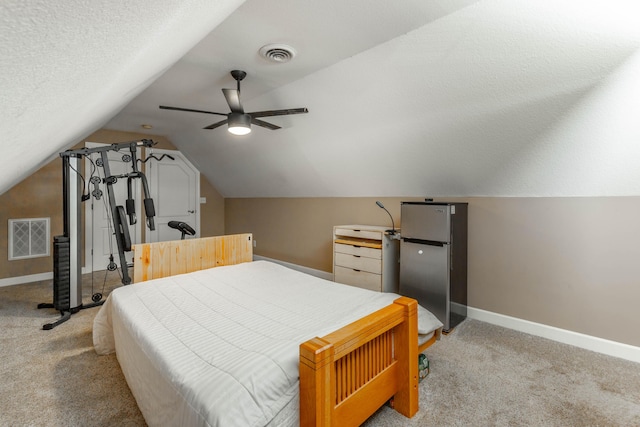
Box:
259, 44, 297, 63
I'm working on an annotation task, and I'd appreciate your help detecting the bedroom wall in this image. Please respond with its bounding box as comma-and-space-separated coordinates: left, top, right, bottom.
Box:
225, 196, 640, 348
0, 129, 224, 281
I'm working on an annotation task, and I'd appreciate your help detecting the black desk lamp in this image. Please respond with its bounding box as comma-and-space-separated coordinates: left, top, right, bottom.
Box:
375, 201, 396, 235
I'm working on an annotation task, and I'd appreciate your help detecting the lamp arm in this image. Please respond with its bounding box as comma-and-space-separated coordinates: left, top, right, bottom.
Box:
375, 201, 396, 234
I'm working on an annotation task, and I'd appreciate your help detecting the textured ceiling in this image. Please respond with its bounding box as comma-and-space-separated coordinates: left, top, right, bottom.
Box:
2, 0, 640, 198
0, 0, 244, 194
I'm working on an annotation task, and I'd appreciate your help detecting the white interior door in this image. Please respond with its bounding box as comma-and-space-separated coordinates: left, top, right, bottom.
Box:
84, 142, 141, 272
146, 149, 200, 243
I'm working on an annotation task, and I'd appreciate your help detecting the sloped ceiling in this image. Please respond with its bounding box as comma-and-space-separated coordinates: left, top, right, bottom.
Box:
2, 0, 640, 198
0, 0, 245, 195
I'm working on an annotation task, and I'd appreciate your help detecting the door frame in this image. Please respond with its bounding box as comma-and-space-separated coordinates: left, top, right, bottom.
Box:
146, 148, 200, 243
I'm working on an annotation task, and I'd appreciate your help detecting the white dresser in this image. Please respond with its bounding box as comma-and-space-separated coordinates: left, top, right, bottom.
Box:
333, 225, 400, 292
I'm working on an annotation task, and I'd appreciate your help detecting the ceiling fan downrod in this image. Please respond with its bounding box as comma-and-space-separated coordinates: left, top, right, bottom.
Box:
230, 70, 246, 93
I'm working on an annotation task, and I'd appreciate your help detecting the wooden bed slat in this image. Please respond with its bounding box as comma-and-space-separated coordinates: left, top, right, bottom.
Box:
201, 238, 217, 270
153, 241, 172, 278
335, 329, 394, 403
419, 332, 439, 353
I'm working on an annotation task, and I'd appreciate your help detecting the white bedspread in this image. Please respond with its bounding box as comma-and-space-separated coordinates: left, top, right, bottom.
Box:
93, 260, 442, 427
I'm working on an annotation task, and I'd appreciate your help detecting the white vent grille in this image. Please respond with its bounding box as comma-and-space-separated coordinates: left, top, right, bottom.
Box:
259, 44, 297, 63
8, 218, 50, 260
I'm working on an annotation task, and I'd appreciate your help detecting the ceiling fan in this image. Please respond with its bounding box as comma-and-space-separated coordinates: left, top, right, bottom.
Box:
159, 70, 308, 135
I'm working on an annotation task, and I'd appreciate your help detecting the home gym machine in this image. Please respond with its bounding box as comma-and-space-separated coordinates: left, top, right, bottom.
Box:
38, 139, 157, 330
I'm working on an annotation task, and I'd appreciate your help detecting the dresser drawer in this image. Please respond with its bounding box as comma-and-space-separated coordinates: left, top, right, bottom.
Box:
334, 243, 381, 259
334, 266, 382, 292
334, 252, 382, 274
334, 227, 381, 241
333, 224, 399, 293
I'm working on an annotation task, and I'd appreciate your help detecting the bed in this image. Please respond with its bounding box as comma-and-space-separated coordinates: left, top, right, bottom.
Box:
93, 234, 442, 427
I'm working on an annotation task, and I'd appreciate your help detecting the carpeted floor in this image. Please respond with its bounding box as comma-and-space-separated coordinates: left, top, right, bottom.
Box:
1, 272, 639, 426
0, 270, 144, 427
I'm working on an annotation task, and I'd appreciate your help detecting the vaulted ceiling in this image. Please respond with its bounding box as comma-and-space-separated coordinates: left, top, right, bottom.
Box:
2, 0, 640, 198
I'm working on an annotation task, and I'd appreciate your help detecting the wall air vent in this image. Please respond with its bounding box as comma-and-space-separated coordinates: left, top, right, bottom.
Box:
259, 44, 297, 63
8, 218, 50, 260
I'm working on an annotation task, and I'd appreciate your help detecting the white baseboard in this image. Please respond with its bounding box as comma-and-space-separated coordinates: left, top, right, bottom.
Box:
467, 306, 640, 364
253, 255, 333, 281
0, 272, 53, 288
0, 266, 92, 288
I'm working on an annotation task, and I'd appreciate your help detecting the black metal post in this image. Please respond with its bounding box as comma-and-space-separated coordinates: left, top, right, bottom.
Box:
100, 151, 132, 285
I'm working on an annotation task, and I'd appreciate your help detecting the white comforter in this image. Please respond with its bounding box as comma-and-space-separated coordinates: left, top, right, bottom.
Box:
93, 260, 442, 427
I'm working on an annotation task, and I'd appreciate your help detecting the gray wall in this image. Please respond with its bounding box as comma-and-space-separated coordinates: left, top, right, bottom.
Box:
226, 196, 640, 347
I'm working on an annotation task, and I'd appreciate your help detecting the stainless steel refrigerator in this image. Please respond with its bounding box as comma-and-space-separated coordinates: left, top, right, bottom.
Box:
399, 201, 468, 332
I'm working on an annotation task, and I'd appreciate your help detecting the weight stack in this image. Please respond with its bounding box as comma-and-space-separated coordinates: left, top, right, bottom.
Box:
52, 235, 71, 311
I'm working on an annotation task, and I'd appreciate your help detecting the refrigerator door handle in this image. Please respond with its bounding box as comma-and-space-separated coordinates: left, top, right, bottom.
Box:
402, 237, 445, 247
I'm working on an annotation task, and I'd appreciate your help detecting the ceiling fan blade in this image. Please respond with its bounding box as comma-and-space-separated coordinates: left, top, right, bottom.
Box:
247, 108, 308, 118
159, 105, 227, 116
203, 119, 229, 130
222, 89, 243, 113
251, 118, 281, 130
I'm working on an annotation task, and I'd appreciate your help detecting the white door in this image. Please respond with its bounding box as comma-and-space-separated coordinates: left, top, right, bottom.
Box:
84, 142, 142, 272
146, 149, 200, 243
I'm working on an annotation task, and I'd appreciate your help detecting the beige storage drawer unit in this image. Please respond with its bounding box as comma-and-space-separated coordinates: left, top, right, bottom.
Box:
333, 225, 399, 292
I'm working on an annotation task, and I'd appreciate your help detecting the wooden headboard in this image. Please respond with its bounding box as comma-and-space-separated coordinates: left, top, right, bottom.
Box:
132, 233, 253, 283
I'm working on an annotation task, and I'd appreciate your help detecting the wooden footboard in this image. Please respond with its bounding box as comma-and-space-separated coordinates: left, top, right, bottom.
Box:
299, 296, 419, 427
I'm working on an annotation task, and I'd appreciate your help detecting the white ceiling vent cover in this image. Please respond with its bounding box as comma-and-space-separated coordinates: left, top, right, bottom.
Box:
259, 44, 297, 63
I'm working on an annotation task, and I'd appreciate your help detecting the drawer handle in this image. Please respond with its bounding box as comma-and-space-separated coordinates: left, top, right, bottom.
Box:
353, 269, 361, 272
354, 229, 361, 232
353, 245, 361, 248
353, 255, 361, 258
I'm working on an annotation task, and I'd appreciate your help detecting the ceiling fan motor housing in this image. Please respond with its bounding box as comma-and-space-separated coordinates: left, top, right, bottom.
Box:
229, 112, 251, 125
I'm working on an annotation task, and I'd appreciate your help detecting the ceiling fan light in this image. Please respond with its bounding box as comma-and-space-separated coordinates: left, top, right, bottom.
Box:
228, 113, 251, 135
228, 126, 251, 136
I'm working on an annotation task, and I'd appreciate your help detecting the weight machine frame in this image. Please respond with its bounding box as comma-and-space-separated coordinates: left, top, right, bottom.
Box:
38, 139, 156, 329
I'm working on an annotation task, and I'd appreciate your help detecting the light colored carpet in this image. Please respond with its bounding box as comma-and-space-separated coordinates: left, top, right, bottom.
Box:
364, 321, 640, 426
1, 273, 639, 426
0, 270, 144, 427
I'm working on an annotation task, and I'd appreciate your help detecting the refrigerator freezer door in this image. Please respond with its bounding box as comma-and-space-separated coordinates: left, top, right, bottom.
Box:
399, 240, 451, 329
400, 203, 451, 243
